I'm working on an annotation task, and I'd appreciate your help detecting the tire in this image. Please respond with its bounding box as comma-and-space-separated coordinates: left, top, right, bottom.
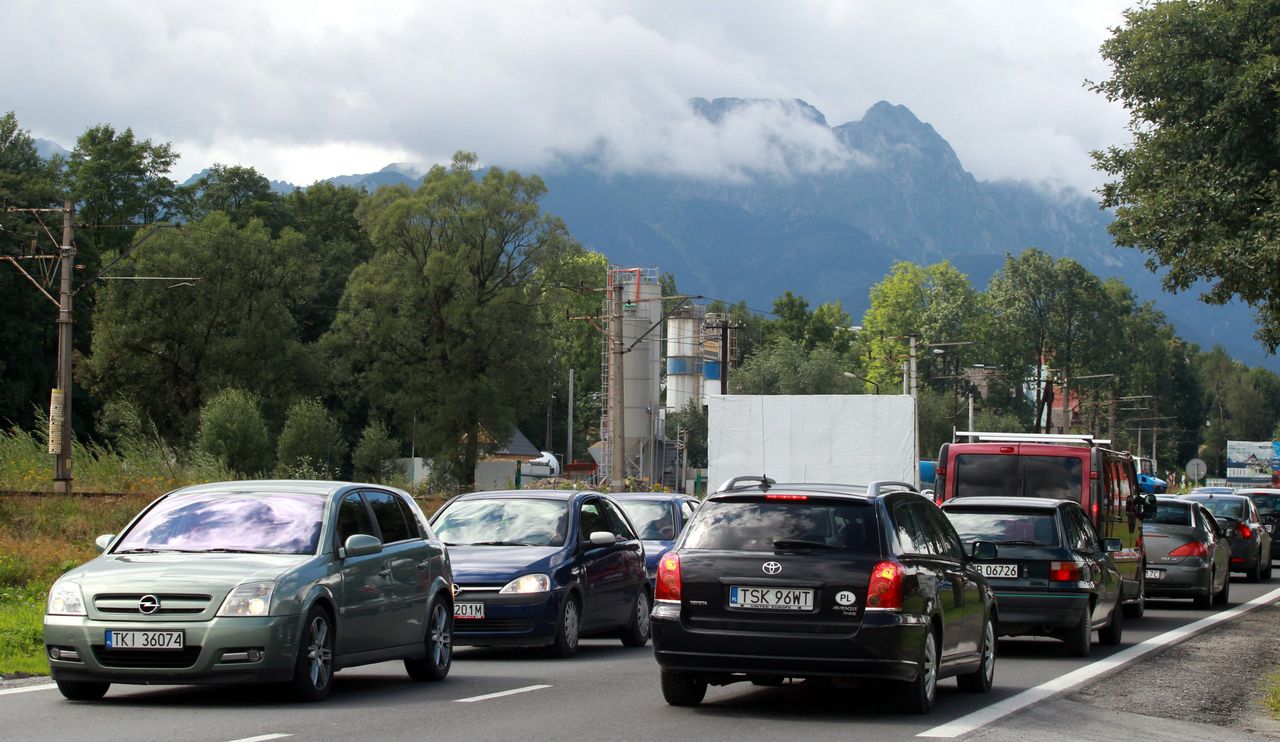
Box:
619, 590, 651, 647
547, 594, 581, 658
1193, 571, 1214, 609
1264, 558, 1274, 581
55, 679, 109, 701
1122, 574, 1145, 619
1064, 610, 1092, 657
660, 670, 707, 706
1247, 553, 1263, 583
405, 597, 452, 681
1098, 602, 1123, 646
900, 629, 939, 713
957, 613, 996, 693
1213, 571, 1231, 606
287, 605, 335, 702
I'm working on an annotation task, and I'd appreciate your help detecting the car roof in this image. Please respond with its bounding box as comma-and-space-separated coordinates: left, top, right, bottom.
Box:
1235, 488, 1280, 495
713, 478, 917, 500
1182, 492, 1250, 502
940, 496, 1070, 511
170, 479, 367, 497
1189, 487, 1234, 494
609, 492, 694, 501
452, 489, 601, 502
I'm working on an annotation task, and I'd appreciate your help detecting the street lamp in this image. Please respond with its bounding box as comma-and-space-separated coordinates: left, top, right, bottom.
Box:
843, 371, 879, 394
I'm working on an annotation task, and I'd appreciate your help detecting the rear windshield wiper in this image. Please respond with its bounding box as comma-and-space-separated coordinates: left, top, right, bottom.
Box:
772, 539, 838, 550
992, 539, 1043, 546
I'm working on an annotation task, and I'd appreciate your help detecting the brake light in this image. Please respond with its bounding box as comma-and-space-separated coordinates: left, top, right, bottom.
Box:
764, 494, 808, 501
655, 552, 682, 601
866, 561, 903, 610
999, 446, 1014, 453
1049, 560, 1083, 582
1168, 542, 1209, 558
1238, 523, 1253, 539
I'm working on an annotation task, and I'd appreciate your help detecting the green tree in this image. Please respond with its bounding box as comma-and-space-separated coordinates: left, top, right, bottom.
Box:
180, 164, 287, 233
325, 152, 584, 485
283, 182, 374, 343
1092, 0, 1280, 349
64, 124, 178, 254
731, 337, 865, 395
353, 419, 401, 482
276, 399, 348, 477
197, 388, 272, 476
666, 399, 709, 469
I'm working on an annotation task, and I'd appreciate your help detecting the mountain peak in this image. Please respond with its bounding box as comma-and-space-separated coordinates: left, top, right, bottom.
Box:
835, 101, 964, 178
690, 97, 828, 127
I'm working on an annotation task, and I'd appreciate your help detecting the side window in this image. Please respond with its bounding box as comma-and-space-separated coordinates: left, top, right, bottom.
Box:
336, 493, 375, 547
918, 504, 964, 560
579, 500, 609, 540
892, 500, 930, 555
1202, 507, 1223, 537
365, 490, 412, 544
394, 494, 424, 539
600, 500, 637, 540
681, 500, 698, 524
1066, 508, 1098, 552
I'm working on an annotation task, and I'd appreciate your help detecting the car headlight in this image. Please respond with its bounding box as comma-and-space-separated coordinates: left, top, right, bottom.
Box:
217, 582, 275, 617
499, 573, 551, 594
47, 580, 86, 616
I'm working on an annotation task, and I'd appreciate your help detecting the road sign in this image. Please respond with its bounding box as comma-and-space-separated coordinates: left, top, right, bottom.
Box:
1185, 457, 1207, 482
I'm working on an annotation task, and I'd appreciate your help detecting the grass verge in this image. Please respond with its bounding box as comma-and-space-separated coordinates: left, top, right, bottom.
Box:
1265, 670, 1280, 719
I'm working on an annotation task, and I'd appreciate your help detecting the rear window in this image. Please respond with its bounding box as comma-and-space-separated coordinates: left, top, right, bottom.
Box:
1149, 502, 1191, 526
1245, 493, 1280, 516
1187, 497, 1245, 519
954, 454, 1083, 501
682, 498, 879, 555
942, 509, 1059, 546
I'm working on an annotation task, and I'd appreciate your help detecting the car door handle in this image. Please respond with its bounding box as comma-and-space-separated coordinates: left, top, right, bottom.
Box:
378, 566, 393, 578
417, 559, 431, 571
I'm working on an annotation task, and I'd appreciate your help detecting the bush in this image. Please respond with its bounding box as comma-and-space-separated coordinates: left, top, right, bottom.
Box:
276, 399, 348, 478
197, 389, 272, 476
352, 420, 400, 482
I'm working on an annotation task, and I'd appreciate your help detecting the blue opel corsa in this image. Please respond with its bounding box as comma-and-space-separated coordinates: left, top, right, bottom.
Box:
430, 490, 651, 657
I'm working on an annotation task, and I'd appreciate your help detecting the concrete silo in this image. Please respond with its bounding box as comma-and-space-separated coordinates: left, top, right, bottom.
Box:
665, 304, 706, 413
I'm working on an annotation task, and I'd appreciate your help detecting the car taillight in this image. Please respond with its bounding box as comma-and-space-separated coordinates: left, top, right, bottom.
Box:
1049, 560, 1084, 582
1238, 523, 1253, 539
1168, 541, 1209, 558
765, 494, 808, 501
867, 561, 903, 610
655, 552, 681, 601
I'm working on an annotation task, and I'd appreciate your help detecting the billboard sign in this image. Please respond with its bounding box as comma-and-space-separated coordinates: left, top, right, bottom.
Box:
1225, 440, 1280, 485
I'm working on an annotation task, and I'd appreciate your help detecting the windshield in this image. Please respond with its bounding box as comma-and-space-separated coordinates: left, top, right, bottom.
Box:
682, 498, 878, 554
433, 498, 567, 546
1186, 497, 1245, 519
618, 501, 676, 541
1245, 493, 1280, 515
114, 491, 325, 554
943, 510, 1059, 546
1147, 502, 1191, 526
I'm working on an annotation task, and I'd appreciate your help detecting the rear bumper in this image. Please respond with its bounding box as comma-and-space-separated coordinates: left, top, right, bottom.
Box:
989, 591, 1089, 635
1145, 564, 1211, 597
651, 609, 925, 682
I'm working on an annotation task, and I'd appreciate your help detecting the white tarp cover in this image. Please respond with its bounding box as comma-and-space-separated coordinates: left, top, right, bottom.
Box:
708, 395, 916, 491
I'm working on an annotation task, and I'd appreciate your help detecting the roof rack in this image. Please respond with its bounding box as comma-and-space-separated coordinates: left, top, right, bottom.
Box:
717, 475, 775, 493
714, 478, 917, 497
955, 431, 1111, 446
867, 480, 918, 497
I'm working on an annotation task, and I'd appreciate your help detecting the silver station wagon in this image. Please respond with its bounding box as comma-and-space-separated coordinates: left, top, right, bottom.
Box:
44, 480, 454, 701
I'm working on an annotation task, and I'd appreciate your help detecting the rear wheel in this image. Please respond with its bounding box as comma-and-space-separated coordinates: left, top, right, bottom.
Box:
54, 679, 109, 701
1213, 570, 1231, 606
957, 613, 995, 693
619, 590, 651, 647
900, 630, 939, 713
287, 605, 334, 702
1098, 602, 1123, 646
1122, 575, 1145, 618
1064, 610, 1092, 657
660, 671, 707, 706
1247, 553, 1263, 583
1264, 557, 1274, 581
547, 595, 581, 658
1193, 571, 1214, 609
405, 598, 452, 681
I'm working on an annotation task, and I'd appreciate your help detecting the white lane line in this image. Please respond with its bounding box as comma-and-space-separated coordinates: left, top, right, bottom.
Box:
919, 585, 1280, 739
224, 735, 292, 742
454, 684, 552, 703
0, 683, 56, 696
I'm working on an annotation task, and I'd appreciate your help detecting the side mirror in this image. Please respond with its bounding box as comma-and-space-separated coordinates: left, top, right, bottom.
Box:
95, 534, 115, 553
588, 531, 616, 547
1103, 538, 1123, 553
971, 541, 998, 560
1141, 494, 1158, 519
343, 533, 383, 558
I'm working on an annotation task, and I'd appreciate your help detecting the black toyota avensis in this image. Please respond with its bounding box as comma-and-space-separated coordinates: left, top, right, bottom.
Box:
651, 477, 998, 713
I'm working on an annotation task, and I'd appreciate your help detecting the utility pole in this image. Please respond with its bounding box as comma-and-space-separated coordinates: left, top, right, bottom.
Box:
610, 282, 625, 492
53, 201, 75, 493
566, 368, 574, 467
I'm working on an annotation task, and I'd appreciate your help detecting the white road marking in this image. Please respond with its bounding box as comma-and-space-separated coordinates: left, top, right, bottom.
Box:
918, 586, 1280, 738
454, 684, 552, 703
0, 683, 56, 696
224, 734, 292, 742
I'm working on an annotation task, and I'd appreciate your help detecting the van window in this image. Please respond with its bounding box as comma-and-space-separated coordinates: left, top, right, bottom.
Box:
953, 454, 1082, 500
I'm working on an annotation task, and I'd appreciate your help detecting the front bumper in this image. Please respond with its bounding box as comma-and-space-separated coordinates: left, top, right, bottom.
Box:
451, 589, 564, 647
44, 613, 301, 685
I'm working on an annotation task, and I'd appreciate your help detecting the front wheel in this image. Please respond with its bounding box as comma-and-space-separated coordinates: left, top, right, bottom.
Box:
405, 598, 452, 681
957, 613, 995, 693
900, 630, 939, 713
619, 590, 651, 647
660, 671, 707, 706
287, 605, 335, 702
55, 679, 109, 701
547, 595, 581, 658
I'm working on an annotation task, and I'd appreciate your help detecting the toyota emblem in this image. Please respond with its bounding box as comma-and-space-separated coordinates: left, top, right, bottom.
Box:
138, 594, 160, 614
762, 561, 782, 575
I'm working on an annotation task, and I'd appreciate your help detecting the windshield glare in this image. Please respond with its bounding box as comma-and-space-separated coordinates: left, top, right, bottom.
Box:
1187, 497, 1245, 519
618, 501, 675, 541
944, 510, 1059, 546
433, 498, 568, 546
1245, 494, 1280, 515
114, 492, 325, 554
1148, 502, 1192, 526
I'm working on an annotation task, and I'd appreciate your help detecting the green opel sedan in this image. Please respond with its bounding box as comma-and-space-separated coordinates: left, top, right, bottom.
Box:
44, 480, 454, 702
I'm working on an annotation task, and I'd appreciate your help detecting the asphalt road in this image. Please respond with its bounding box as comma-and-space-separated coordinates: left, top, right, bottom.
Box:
4, 578, 1280, 742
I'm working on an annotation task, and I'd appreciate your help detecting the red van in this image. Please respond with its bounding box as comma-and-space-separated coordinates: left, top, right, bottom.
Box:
935, 433, 1155, 617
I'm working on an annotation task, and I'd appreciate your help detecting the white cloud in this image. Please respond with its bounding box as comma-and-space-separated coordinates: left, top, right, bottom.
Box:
2, 1, 1129, 192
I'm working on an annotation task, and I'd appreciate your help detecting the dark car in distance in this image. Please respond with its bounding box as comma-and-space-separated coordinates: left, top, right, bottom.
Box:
430, 490, 651, 657
1234, 488, 1280, 559
1182, 493, 1273, 582
610, 493, 700, 586
1142, 499, 1231, 608
940, 497, 1123, 657
651, 477, 997, 713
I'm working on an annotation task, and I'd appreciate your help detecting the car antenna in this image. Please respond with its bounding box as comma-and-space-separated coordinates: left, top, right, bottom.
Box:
759, 395, 770, 491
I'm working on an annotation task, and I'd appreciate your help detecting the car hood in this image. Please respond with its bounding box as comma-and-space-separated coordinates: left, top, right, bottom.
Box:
447, 546, 563, 583
64, 553, 307, 594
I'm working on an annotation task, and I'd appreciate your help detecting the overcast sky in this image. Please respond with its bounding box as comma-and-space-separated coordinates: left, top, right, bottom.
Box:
3, 1, 1131, 193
